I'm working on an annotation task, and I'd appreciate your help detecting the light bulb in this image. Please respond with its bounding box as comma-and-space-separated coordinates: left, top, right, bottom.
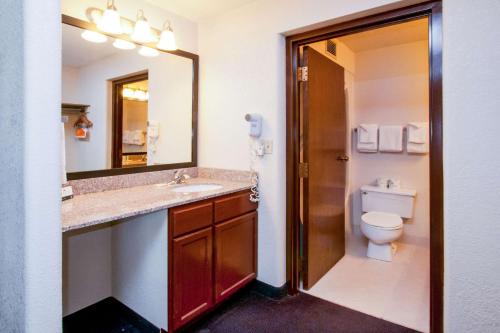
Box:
81, 30, 108, 43
122, 88, 134, 98
157, 22, 177, 51
138, 46, 159, 57
97, 0, 122, 34
134, 90, 147, 100
131, 10, 157, 43
113, 39, 136, 50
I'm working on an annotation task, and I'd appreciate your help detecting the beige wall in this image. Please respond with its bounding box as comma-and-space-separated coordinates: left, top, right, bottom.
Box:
350, 40, 430, 244
309, 39, 356, 73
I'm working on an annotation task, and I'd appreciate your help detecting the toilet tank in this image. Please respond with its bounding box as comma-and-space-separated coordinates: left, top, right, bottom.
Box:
361, 185, 416, 218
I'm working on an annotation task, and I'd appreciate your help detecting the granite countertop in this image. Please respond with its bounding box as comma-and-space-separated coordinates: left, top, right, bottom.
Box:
62, 177, 252, 232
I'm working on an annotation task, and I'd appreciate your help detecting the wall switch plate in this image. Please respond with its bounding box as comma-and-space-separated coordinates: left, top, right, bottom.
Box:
263, 140, 273, 154
62, 185, 74, 201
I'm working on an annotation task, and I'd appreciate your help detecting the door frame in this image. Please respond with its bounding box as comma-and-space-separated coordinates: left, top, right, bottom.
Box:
111, 72, 149, 168
285, 1, 443, 332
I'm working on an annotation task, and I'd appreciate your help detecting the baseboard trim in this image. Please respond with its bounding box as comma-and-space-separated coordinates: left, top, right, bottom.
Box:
251, 280, 288, 299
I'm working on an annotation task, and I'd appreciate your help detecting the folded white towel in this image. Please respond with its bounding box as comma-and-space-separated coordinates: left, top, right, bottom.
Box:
407, 122, 429, 154
359, 124, 378, 143
123, 130, 145, 146
408, 122, 427, 143
379, 125, 403, 152
357, 124, 378, 153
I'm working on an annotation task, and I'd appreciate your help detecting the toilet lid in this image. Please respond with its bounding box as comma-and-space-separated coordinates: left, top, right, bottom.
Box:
362, 211, 402, 229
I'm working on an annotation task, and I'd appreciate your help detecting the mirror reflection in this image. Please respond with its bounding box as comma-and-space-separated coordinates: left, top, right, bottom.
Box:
62, 23, 194, 174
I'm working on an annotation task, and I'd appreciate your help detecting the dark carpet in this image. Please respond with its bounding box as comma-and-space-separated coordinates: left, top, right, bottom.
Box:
63, 297, 158, 333
188, 290, 419, 333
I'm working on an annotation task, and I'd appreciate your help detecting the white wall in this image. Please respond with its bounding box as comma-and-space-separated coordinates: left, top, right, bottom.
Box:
112, 211, 169, 329
0, 0, 62, 332
197, 0, 426, 287
350, 40, 430, 244
0, 1, 27, 330
443, 0, 500, 332
63, 211, 168, 329
63, 227, 112, 315
62, 0, 198, 54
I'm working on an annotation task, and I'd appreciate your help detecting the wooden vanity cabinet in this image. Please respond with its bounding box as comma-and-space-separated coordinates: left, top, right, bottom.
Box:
171, 227, 213, 330
168, 190, 257, 332
214, 211, 257, 303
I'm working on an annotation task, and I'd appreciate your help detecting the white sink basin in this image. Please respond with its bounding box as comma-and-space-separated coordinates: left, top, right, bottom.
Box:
170, 183, 223, 193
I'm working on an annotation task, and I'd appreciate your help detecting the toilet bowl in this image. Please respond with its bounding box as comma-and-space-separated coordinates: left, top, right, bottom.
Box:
360, 185, 416, 262
361, 211, 403, 262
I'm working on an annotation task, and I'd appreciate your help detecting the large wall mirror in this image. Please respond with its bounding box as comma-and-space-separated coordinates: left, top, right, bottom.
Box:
62, 16, 198, 180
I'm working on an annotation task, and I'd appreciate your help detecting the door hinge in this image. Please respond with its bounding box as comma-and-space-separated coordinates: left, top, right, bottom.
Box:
297, 66, 308, 82
299, 162, 309, 178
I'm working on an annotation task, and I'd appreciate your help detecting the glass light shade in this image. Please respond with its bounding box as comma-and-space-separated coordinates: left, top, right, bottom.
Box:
122, 88, 134, 98
131, 16, 157, 43
138, 46, 159, 57
157, 29, 177, 51
113, 39, 136, 50
97, 8, 122, 34
81, 30, 107, 43
134, 90, 147, 100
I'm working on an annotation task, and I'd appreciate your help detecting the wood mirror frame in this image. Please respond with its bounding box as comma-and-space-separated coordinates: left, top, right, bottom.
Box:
62, 15, 198, 180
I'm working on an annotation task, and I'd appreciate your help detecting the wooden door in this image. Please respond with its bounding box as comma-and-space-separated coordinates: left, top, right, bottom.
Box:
214, 212, 257, 303
302, 46, 347, 289
172, 227, 213, 330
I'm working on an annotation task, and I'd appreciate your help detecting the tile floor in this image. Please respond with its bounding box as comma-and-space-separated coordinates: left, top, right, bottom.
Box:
303, 234, 430, 333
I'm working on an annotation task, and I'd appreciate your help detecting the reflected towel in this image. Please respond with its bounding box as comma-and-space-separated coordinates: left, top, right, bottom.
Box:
357, 124, 378, 152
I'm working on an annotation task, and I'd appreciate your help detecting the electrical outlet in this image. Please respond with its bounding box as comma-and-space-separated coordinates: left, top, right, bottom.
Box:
263, 140, 273, 154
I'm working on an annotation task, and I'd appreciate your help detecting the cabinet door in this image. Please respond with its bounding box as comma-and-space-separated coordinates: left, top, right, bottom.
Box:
215, 211, 257, 303
172, 227, 213, 330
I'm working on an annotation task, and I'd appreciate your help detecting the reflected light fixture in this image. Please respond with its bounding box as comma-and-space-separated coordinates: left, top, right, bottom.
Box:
134, 90, 147, 100
113, 39, 136, 50
122, 88, 135, 98
81, 30, 108, 43
138, 46, 159, 57
97, 0, 123, 34
157, 21, 177, 51
122, 87, 148, 101
131, 9, 157, 43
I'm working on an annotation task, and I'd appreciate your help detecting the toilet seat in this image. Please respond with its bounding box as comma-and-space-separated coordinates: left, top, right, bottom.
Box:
361, 211, 402, 230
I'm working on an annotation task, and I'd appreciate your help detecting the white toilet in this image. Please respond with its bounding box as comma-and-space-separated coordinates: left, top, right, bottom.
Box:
360, 185, 416, 262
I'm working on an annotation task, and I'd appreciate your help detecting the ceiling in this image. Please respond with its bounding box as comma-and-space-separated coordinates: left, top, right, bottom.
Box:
62, 24, 120, 68
144, 0, 256, 21
339, 18, 428, 53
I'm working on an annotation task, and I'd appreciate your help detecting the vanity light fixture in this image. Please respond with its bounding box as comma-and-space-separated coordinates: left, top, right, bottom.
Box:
138, 45, 159, 57
81, 30, 108, 43
157, 21, 177, 51
131, 9, 158, 43
113, 39, 136, 50
96, 0, 123, 34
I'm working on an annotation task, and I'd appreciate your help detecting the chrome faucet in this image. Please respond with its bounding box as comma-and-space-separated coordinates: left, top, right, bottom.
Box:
169, 170, 190, 185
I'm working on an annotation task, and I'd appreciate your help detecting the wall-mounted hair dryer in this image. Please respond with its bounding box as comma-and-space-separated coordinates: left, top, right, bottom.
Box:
245, 113, 262, 138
